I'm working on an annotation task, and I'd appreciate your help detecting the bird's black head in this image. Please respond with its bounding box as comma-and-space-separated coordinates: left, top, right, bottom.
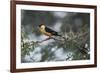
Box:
39, 24, 44, 27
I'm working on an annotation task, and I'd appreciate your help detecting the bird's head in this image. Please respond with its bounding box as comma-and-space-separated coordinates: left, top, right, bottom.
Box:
39, 24, 45, 29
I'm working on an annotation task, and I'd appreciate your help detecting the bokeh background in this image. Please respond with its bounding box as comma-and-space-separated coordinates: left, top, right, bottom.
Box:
21, 9, 90, 63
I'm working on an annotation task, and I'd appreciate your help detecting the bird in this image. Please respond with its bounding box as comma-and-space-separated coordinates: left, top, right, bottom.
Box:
39, 24, 61, 37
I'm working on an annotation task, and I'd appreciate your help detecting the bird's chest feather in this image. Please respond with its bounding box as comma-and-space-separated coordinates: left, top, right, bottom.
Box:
39, 28, 52, 36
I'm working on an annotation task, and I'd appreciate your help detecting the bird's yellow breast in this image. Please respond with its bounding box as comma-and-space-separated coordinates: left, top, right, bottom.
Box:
39, 27, 52, 36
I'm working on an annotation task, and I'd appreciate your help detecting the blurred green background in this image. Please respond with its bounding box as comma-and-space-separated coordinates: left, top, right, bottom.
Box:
21, 10, 90, 63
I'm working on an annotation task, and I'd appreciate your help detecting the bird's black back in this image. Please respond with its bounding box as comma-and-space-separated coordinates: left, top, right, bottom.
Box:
45, 26, 59, 36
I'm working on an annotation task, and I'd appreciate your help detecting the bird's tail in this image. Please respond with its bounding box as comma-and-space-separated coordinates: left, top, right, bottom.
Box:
57, 34, 66, 40
57, 34, 62, 36
53, 32, 66, 40
53, 32, 61, 36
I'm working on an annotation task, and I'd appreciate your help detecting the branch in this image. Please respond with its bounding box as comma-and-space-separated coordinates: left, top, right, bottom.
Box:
36, 36, 65, 43
36, 37, 51, 43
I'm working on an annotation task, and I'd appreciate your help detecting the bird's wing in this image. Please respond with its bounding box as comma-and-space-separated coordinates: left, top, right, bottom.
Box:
45, 27, 58, 35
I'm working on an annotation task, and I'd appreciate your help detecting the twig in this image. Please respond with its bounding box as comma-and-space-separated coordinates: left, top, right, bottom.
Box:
37, 37, 51, 43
